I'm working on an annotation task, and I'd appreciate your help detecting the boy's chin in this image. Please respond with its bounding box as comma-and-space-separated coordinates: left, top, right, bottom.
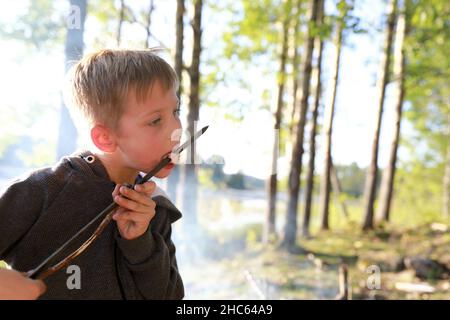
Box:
154, 166, 175, 179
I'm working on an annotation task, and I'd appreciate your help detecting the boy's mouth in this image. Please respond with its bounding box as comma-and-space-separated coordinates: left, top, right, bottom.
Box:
161, 151, 173, 161
161, 143, 181, 162
161, 151, 179, 167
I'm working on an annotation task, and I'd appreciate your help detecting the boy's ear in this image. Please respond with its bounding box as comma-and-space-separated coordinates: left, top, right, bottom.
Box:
90, 124, 117, 153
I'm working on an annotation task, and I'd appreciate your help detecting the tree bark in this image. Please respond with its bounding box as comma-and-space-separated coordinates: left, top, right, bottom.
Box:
264, 2, 291, 244
330, 162, 349, 219
167, 0, 185, 203
182, 0, 203, 231
175, 0, 185, 99
117, 0, 125, 47
302, 0, 324, 238
144, 0, 155, 48
282, 0, 319, 249
443, 113, 450, 218
335, 264, 349, 300
376, 3, 407, 223
362, 0, 397, 230
319, 0, 346, 231
289, 0, 303, 137
56, 0, 87, 160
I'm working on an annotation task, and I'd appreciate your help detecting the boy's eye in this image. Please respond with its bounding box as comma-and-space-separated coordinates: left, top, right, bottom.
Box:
149, 118, 161, 126
174, 108, 181, 117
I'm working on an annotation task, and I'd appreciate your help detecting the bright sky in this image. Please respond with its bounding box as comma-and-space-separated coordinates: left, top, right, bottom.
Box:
0, 0, 413, 180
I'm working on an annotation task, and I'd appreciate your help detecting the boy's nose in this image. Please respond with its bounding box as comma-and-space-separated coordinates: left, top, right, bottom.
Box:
168, 120, 182, 143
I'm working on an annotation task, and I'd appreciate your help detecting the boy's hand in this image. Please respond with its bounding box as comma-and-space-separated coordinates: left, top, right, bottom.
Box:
0, 269, 46, 300
112, 181, 156, 240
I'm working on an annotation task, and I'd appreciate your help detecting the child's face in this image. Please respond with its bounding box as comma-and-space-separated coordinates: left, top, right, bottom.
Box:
114, 80, 182, 178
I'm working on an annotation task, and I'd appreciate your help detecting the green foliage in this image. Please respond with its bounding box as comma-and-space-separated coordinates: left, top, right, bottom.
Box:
0, 0, 65, 52
222, 0, 283, 60
227, 171, 246, 189
209, 156, 226, 184
335, 162, 368, 198
87, 0, 119, 48
394, 163, 444, 224
0, 1, 64, 167
404, 0, 450, 158
198, 155, 227, 189
325, 0, 365, 39
398, 0, 449, 220
16, 142, 56, 168
0, 101, 57, 164
0, 135, 20, 159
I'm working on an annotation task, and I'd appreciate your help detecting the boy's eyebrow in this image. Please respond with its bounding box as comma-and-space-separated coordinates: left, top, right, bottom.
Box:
143, 108, 164, 117
142, 100, 180, 117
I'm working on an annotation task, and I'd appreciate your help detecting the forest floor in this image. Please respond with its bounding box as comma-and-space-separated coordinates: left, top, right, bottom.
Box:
180, 220, 450, 300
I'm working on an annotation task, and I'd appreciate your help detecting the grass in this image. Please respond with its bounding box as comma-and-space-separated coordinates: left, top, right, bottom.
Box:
306, 223, 449, 299
181, 184, 449, 298
184, 196, 450, 299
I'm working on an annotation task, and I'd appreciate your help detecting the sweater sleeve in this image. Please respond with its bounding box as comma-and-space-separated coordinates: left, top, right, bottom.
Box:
0, 178, 44, 261
115, 211, 184, 300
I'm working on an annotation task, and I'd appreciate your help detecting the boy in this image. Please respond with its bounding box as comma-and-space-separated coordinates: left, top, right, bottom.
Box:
0, 49, 184, 299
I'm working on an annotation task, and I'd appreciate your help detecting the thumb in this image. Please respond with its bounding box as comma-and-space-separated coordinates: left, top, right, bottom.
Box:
33, 279, 47, 295
112, 184, 120, 197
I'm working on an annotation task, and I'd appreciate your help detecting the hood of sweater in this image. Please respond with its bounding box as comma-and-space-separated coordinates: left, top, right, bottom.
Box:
63, 149, 182, 223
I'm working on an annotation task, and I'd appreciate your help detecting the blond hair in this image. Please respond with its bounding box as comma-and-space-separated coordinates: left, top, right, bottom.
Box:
66, 48, 178, 130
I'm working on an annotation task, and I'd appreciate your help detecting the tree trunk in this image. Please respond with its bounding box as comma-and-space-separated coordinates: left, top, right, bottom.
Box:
330, 162, 349, 219
182, 0, 203, 231
167, 0, 185, 203
289, 0, 303, 137
282, 0, 319, 250
362, 0, 397, 230
56, 0, 87, 160
264, 3, 290, 244
117, 0, 125, 47
376, 3, 407, 223
302, 0, 324, 238
144, 0, 155, 48
335, 264, 349, 300
319, 1, 346, 231
175, 0, 185, 99
443, 113, 450, 218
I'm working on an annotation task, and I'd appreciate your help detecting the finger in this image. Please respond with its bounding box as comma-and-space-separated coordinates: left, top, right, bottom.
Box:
33, 280, 47, 295
113, 214, 149, 225
134, 181, 156, 196
118, 186, 155, 208
112, 184, 120, 198
113, 211, 154, 223
119, 186, 154, 207
114, 195, 155, 215
23, 278, 46, 299
113, 211, 155, 223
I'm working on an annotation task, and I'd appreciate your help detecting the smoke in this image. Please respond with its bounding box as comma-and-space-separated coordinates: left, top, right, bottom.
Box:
164, 169, 282, 299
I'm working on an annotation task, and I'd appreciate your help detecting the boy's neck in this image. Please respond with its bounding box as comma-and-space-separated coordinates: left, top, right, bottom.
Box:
94, 151, 139, 185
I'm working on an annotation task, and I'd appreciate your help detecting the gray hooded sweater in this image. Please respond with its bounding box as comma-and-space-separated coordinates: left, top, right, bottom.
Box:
0, 150, 184, 299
